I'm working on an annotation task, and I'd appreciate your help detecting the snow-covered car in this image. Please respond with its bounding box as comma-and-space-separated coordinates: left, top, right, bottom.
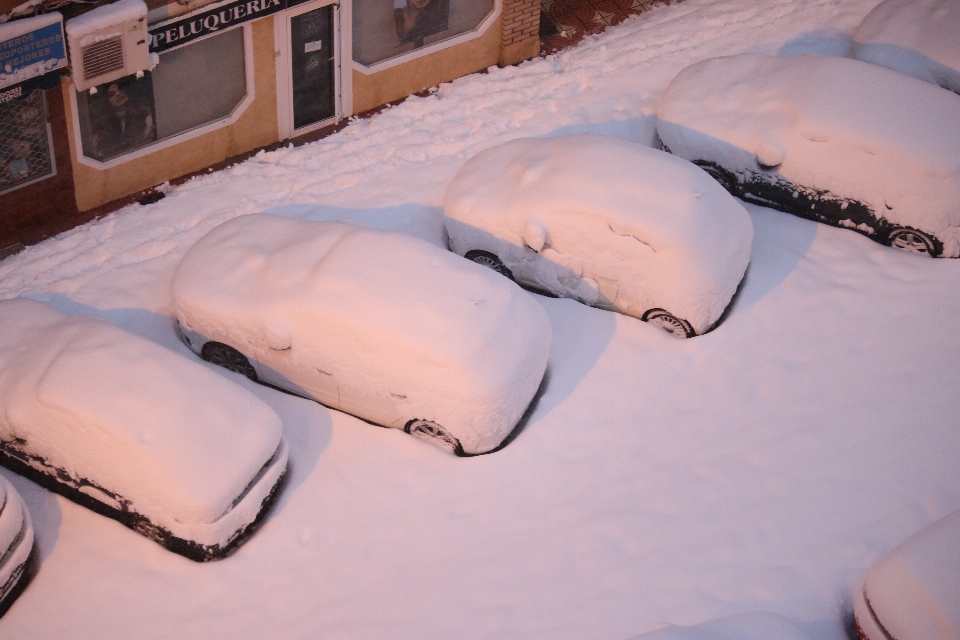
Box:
170, 214, 551, 456
442, 134, 754, 338
0, 298, 288, 562
853, 0, 960, 95
657, 53, 960, 258
0, 474, 34, 617
853, 509, 960, 640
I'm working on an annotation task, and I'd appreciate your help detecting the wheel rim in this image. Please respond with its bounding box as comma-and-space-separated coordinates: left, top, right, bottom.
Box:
888, 229, 934, 255
407, 420, 459, 453
471, 254, 508, 276
643, 310, 693, 338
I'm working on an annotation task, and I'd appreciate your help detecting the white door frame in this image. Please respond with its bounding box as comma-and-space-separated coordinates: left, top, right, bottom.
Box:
274, 0, 352, 140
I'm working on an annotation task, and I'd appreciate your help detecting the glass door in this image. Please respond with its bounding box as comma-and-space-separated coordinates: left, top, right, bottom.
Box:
276, 0, 339, 138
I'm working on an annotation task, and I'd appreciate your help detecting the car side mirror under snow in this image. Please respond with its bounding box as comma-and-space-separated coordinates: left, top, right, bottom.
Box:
523, 219, 548, 252
756, 140, 785, 169
263, 321, 293, 351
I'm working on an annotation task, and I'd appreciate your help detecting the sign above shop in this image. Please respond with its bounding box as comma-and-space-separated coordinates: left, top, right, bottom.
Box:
149, 0, 286, 53
0, 13, 67, 91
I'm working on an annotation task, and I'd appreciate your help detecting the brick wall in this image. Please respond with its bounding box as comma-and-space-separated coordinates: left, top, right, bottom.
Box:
501, 0, 540, 66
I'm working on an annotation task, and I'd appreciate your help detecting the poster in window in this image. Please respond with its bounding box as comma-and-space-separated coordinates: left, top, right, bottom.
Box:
353, 0, 495, 66
77, 74, 157, 162
0, 90, 54, 194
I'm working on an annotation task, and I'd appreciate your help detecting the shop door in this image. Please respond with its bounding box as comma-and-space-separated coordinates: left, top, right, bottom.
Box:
276, 0, 339, 138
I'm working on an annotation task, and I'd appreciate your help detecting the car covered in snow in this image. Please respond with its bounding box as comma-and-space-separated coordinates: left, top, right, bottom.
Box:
170, 214, 551, 456
0, 474, 33, 617
442, 134, 754, 338
853, 0, 960, 95
657, 53, 960, 258
0, 298, 288, 562
854, 511, 960, 640
853, 509, 960, 640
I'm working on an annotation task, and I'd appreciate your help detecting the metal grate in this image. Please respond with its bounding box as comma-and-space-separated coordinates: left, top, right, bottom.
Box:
0, 91, 54, 194
81, 36, 125, 81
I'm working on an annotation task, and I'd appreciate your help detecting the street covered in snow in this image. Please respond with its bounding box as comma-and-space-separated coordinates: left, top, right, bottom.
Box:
1, 0, 959, 637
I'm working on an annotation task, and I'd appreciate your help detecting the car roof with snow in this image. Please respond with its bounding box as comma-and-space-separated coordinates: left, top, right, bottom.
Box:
658, 53, 960, 177
444, 134, 750, 262
172, 214, 544, 378
0, 298, 283, 528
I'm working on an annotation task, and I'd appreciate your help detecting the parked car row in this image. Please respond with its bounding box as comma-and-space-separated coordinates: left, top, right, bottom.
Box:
0, 0, 955, 620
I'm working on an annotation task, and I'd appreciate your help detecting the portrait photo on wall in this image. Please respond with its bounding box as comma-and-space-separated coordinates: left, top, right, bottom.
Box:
353, 0, 494, 66
77, 74, 157, 162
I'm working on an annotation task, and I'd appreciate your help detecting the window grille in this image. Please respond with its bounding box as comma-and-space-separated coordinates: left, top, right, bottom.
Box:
0, 91, 55, 195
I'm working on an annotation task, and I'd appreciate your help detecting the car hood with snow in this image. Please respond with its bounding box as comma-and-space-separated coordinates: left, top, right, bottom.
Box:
171, 214, 551, 455
443, 135, 753, 336
657, 53, 960, 257
0, 298, 287, 561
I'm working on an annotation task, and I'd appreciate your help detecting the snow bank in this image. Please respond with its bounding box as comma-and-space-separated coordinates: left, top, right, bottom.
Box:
171, 214, 551, 454
628, 613, 811, 640
444, 134, 753, 334
852, 0, 960, 95
0, 298, 283, 530
859, 509, 960, 640
657, 53, 960, 256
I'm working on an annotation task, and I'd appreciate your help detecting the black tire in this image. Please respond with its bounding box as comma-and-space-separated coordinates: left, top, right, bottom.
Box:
464, 250, 514, 281
201, 342, 258, 381
641, 308, 695, 338
405, 419, 463, 455
694, 161, 737, 193
885, 227, 940, 257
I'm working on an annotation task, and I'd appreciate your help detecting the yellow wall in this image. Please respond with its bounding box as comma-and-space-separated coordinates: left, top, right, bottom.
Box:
351, 13, 503, 115
67, 17, 279, 212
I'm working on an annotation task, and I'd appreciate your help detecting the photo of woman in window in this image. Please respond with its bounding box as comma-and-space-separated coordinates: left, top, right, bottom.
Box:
87, 77, 157, 161
394, 0, 449, 48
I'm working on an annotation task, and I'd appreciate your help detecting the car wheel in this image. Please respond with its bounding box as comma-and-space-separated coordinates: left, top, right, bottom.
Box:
405, 419, 462, 454
885, 227, 939, 257
201, 342, 258, 381
464, 250, 514, 281
695, 161, 736, 192
642, 309, 695, 338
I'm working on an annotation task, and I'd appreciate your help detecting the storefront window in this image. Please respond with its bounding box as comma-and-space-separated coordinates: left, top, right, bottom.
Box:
353, 0, 495, 67
76, 27, 246, 162
0, 90, 55, 194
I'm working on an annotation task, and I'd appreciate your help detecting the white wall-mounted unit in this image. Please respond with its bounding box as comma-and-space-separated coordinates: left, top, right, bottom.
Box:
66, 0, 150, 91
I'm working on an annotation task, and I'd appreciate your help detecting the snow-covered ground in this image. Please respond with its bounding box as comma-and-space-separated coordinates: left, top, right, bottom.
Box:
1, 0, 959, 637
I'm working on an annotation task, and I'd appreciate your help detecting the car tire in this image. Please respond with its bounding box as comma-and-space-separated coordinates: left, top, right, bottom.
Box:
464, 250, 514, 281
694, 161, 737, 193
405, 419, 463, 455
201, 342, 258, 381
642, 308, 695, 338
884, 227, 940, 257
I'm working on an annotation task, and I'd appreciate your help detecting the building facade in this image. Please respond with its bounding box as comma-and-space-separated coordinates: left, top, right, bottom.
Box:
0, 0, 540, 253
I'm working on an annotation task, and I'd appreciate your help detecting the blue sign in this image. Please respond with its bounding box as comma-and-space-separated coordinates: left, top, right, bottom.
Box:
0, 19, 67, 90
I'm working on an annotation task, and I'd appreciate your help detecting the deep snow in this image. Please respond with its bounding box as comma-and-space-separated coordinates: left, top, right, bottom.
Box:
0, 0, 959, 637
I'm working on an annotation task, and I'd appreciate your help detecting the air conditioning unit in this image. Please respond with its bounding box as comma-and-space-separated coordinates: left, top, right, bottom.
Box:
66, 0, 150, 92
